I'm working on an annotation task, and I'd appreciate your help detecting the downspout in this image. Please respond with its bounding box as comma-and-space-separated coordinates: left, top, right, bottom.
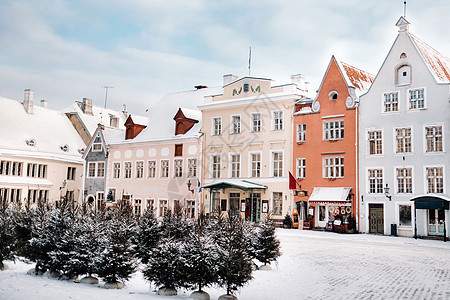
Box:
355, 100, 360, 232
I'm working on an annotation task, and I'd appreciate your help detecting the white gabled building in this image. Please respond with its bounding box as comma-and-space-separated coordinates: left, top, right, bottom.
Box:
0, 89, 86, 206
359, 17, 450, 239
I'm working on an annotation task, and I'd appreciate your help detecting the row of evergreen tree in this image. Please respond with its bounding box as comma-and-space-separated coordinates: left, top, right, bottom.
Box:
0, 198, 281, 298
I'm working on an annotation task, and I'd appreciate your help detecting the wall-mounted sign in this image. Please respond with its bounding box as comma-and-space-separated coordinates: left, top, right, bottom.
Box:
262, 200, 269, 213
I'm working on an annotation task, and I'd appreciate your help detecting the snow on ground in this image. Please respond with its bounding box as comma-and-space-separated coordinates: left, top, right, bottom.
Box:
1, 229, 450, 300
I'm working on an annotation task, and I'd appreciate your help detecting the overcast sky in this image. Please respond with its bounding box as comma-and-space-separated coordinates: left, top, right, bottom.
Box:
1, 0, 449, 114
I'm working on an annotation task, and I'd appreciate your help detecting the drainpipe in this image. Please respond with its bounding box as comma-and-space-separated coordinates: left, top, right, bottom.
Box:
355, 100, 360, 232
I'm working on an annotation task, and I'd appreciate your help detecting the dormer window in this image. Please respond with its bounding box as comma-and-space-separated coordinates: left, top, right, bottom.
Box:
26, 139, 36, 147
328, 91, 338, 100
93, 142, 102, 152
60, 144, 69, 152
400, 53, 407, 59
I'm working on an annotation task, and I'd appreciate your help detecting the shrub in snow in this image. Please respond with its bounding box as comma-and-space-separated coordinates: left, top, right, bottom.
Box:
254, 219, 281, 268
96, 205, 137, 286
0, 198, 15, 270
283, 214, 293, 229
185, 212, 219, 297
213, 211, 253, 298
136, 207, 161, 264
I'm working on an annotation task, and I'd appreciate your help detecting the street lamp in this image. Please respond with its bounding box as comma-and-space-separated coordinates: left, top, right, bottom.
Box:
384, 184, 392, 201
187, 179, 194, 194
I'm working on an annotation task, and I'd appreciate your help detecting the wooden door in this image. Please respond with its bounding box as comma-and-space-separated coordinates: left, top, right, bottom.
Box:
369, 204, 384, 234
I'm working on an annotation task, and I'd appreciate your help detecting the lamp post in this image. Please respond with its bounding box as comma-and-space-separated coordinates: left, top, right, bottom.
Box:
384, 184, 392, 201
187, 179, 194, 194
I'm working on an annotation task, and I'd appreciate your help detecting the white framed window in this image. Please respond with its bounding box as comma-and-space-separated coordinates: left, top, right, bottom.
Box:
272, 110, 283, 131
146, 198, 155, 211
230, 153, 240, 178
97, 162, 105, 178
160, 160, 169, 178
396, 167, 413, 194
251, 112, 262, 132
113, 162, 121, 179
250, 152, 261, 178
323, 157, 344, 178
408, 88, 425, 109
67, 167, 76, 181
323, 120, 344, 141
368, 169, 383, 194
174, 159, 183, 178
398, 204, 412, 227
107, 188, 116, 202
231, 115, 241, 134
395, 127, 412, 153
92, 142, 102, 152
0, 160, 23, 177
297, 123, 306, 143
212, 117, 222, 136
124, 162, 132, 179
186, 199, 196, 218
135, 161, 144, 179
384, 92, 399, 112
211, 154, 221, 179
296, 158, 306, 179
426, 166, 444, 194
134, 199, 142, 215
425, 125, 443, 153
148, 160, 156, 178
272, 192, 283, 215
187, 158, 197, 178
272, 151, 283, 177
158, 199, 168, 217
368, 130, 383, 155
88, 162, 96, 177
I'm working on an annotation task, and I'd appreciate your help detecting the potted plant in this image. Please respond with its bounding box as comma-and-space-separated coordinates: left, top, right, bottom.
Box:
283, 214, 293, 229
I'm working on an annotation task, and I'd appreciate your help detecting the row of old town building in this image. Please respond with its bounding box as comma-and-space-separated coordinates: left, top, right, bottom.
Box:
0, 17, 448, 240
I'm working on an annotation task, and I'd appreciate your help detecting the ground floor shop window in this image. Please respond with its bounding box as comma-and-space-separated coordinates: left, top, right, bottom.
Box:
186, 200, 195, 218
212, 191, 220, 213
272, 192, 283, 215
229, 192, 240, 216
319, 205, 326, 221
134, 199, 142, 215
159, 199, 168, 217
398, 204, 411, 226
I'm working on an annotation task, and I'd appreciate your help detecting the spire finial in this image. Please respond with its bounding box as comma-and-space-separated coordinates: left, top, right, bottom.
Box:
403, 1, 407, 18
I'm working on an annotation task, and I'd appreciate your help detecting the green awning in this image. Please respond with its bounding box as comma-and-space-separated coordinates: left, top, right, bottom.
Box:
411, 194, 450, 210
201, 180, 267, 191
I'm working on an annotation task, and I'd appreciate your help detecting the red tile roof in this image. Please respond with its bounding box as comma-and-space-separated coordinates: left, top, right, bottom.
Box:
340, 61, 374, 91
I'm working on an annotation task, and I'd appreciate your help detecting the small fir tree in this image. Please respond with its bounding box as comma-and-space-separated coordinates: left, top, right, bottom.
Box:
255, 220, 281, 266
136, 206, 161, 264
0, 197, 15, 269
13, 200, 34, 258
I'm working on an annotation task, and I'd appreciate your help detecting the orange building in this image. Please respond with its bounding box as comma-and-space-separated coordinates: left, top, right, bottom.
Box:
292, 56, 373, 230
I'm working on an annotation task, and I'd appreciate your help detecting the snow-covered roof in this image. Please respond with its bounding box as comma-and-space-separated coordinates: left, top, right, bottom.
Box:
410, 33, 450, 83
62, 101, 147, 138
0, 96, 85, 163
129, 86, 222, 142
101, 126, 124, 144
338, 59, 374, 94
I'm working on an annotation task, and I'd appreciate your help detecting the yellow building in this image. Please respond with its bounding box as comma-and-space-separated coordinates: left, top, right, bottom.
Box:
199, 74, 310, 223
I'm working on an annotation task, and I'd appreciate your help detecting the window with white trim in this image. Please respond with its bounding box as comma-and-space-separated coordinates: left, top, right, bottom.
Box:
186, 200, 196, 218
272, 151, 283, 177
396, 167, 412, 194
231, 115, 241, 134
399, 204, 412, 226
136, 161, 144, 179
124, 162, 132, 179
272, 192, 283, 215
88, 162, 96, 177
92, 142, 102, 152
67, 167, 76, 181
250, 153, 261, 178
272, 110, 283, 131
188, 159, 197, 178
160, 160, 169, 178
0, 160, 23, 177
297, 124, 306, 143
425, 125, 443, 153
159, 199, 168, 217
251, 112, 261, 132
323, 120, 344, 141
174, 159, 183, 178
323, 157, 344, 178
368, 130, 382, 155
134, 199, 142, 215
212, 117, 222, 136
27, 163, 47, 178
384, 92, 399, 112
97, 162, 105, 178
211, 154, 221, 179
146, 198, 155, 211
296, 158, 306, 179
409, 88, 424, 109
426, 167, 444, 194
113, 163, 120, 179
368, 169, 383, 194
230, 154, 240, 178
148, 160, 156, 178
395, 127, 412, 153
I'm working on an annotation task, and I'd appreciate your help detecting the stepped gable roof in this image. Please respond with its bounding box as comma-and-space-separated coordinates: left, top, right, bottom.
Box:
0, 96, 85, 162
410, 33, 450, 83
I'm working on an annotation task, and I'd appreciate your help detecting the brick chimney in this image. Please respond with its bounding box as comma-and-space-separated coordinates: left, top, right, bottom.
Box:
40, 99, 48, 108
82, 98, 93, 115
223, 74, 238, 86
23, 89, 34, 114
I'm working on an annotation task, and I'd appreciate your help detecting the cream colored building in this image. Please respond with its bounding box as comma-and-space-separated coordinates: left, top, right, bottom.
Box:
199, 75, 310, 222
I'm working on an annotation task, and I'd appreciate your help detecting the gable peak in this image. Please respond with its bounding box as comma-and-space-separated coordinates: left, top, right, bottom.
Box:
396, 16, 410, 32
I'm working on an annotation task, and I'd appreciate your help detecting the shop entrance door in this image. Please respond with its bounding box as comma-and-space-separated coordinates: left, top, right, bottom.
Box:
317, 205, 327, 228
428, 209, 445, 236
369, 204, 384, 234
245, 193, 261, 222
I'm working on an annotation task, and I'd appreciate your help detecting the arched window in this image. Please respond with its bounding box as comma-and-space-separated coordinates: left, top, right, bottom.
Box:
328, 91, 338, 100
396, 64, 411, 86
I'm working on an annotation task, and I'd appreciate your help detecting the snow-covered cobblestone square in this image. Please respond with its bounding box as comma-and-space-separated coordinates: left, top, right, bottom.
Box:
1, 229, 450, 300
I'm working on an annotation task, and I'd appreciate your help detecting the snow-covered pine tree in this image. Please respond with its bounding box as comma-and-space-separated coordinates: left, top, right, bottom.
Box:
255, 219, 281, 269
160, 207, 193, 242
136, 206, 161, 264
185, 212, 219, 298
97, 204, 137, 288
13, 200, 34, 258
213, 211, 253, 298
0, 197, 15, 270
27, 198, 51, 274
